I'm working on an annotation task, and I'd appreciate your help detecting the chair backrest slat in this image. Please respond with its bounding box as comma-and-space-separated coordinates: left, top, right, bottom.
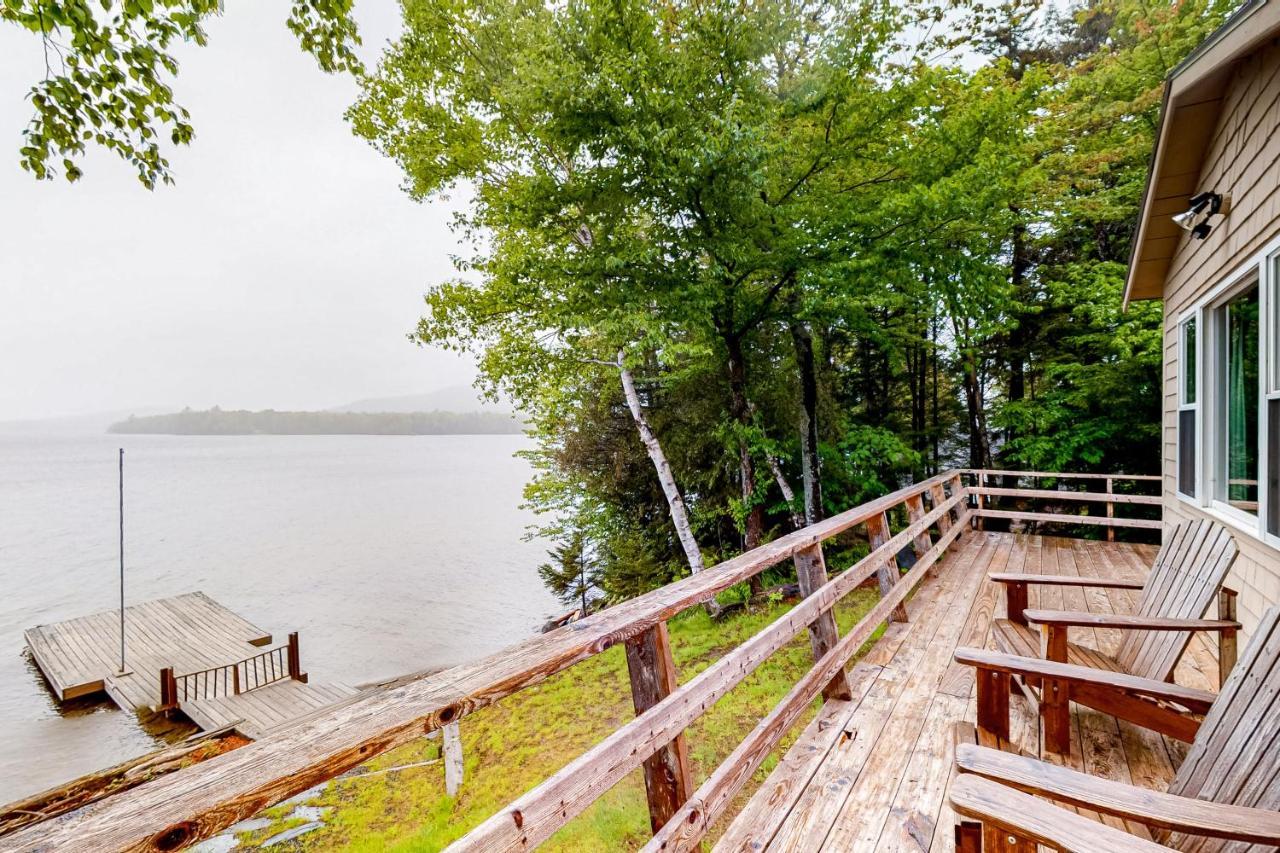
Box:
1116, 520, 1237, 681
1166, 606, 1280, 852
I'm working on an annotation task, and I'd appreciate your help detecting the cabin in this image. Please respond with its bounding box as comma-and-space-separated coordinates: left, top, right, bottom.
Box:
8, 9, 1280, 853
1125, 0, 1280, 642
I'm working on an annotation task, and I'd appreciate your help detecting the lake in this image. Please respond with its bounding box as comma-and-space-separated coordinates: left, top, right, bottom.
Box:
0, 431, 559, 803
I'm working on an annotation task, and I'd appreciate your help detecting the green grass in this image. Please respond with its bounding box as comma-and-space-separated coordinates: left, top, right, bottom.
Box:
284, 588, 882, 852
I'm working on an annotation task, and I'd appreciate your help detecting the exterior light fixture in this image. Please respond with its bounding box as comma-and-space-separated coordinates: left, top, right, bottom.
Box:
1173, 191, 1229, 240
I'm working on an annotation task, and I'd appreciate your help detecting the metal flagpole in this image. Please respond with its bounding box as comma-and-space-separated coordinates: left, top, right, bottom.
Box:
118, 448, 126, 675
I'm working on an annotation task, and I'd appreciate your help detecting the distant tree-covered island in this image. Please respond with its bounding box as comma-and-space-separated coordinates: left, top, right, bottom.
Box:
108, 407, 523, 436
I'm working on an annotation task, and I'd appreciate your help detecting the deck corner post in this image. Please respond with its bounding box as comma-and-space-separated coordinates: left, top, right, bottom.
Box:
974, 472, 985, 531
1218, 588, 1238, 687
1105, 477, 1116, 542
793, 543, 855, 701
865, 513, 909, 623
625, 621, 694, 833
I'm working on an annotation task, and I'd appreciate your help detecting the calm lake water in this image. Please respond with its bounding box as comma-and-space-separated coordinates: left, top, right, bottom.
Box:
0, 431, 558, 803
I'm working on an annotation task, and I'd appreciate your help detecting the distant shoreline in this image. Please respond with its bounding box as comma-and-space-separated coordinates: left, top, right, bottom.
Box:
107, 408, 524, 436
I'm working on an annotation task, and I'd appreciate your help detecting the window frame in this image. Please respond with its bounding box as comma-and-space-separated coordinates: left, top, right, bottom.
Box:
1182, 230, 1280, 546
1176, 312, 1200, 502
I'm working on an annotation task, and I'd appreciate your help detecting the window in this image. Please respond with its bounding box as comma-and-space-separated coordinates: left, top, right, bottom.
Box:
1214, 282, 1259, 516
1187, 236, 1280, 546
1178, 317, 1198, 497
1270, 253, 1280, 536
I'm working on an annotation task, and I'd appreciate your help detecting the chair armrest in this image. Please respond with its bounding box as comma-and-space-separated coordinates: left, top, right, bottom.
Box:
956, 744, 1280, 845
1023, 609, 1242, 632
989, 572, 1145, 590
949, 774, 1175, 851
952, 647, 1215, 713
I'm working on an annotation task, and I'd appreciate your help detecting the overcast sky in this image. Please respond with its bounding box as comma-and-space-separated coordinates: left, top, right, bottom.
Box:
0, 2, 477, 422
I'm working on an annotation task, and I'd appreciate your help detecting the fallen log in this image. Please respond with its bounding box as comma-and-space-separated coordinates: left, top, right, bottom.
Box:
0, 728, 246, 837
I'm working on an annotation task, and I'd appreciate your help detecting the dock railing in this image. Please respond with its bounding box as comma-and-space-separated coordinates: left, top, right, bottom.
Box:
14, 468, 1161, 852
158, 633, 305, 711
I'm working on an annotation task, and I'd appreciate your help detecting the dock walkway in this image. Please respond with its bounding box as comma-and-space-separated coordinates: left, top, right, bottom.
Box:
25, 592, 357, 740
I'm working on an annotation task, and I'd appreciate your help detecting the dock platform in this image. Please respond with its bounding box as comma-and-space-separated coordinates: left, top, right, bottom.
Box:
25, 592, 357, 740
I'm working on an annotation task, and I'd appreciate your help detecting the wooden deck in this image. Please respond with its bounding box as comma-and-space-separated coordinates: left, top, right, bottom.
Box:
24, 591, 357, 740
714, 531, 1216, 852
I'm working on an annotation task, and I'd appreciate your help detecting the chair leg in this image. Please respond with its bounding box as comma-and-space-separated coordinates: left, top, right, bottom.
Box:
955, 821, 982, 853
976, 668, 1010, 742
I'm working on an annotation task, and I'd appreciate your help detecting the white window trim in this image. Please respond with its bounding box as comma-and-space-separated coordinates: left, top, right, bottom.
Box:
1180, 230, 1280, 548
1176, 312, 1200, 505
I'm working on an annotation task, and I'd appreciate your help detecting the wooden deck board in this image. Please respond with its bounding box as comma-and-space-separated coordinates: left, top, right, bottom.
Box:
24, 592, 353, 741
713, 531, 1211, 852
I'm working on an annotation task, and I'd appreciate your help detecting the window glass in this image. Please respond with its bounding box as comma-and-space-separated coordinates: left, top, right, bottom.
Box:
1183, 319, 1197, 404
1218, 284, 1259, 514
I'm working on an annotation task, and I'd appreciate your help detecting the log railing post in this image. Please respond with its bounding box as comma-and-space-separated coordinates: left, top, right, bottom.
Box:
930, 480, 953, 538
1218, 588, 1238, 688
793, 543, 855, 701
974, 471, 985, 530
948, 472, 965, 536
866, 512, 909, 623
905, 493, 932, 560
232, 662, 241, 695
625, 622, 693, 834
1105, 477, 1115, 542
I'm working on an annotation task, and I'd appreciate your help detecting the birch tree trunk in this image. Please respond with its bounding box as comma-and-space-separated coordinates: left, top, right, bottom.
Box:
617, 353, 706, 575
767, 456, 805, 530
789, 320, 823, 525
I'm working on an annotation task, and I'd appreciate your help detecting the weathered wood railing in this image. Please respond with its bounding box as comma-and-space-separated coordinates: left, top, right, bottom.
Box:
11, 471, 978, 851
961, 468, 1162, 539
158, 633, 305, 712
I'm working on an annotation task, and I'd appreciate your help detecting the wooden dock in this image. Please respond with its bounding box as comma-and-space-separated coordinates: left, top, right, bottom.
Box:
25, 592, 357, 739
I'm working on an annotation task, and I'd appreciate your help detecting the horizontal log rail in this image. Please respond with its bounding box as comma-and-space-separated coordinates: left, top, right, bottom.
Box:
961, 469, 1163, 538
9, 467, 1154, 852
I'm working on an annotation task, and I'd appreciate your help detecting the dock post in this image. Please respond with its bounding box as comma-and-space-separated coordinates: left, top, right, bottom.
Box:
158, 667, 176, 712
287, 632, 307, 683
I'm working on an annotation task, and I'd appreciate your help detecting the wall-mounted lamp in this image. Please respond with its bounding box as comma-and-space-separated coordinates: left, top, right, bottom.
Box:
1172, 191, 1230, 240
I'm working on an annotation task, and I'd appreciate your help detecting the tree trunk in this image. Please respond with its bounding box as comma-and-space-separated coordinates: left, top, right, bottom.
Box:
724, 333, 764, 597
1005, 211, 1029, 488
618, 353, 705, 576
789, 320, 823, 524
960, 346, 991, 470
767, 455, 805, 530
930, 308, 940, 475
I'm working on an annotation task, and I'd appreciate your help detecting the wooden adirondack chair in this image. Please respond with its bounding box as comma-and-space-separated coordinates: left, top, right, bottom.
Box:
951, 605, 1280, 852
979, 518, 1239, 753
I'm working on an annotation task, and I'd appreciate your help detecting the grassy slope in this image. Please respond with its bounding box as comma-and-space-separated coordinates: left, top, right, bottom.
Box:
244, 589, 882, 852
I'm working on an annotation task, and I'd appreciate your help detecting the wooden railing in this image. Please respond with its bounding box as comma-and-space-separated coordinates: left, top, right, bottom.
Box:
961, 468, 1163, 539
158, 633, 305, 712
10, 468, 1158, 851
